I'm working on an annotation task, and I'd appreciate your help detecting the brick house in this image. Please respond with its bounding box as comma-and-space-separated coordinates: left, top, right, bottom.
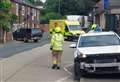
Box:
95, 0, 120, 32
0, 0, 41, 43
11, 0, 40, 30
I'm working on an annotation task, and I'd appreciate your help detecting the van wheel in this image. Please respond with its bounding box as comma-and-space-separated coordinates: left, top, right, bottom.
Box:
74, 61, 81, 81
15, 38, 18, 41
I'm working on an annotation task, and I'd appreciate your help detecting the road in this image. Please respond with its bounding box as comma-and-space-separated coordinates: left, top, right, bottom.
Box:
0, 32, 49, 58
1, 37, 120, 82
64, 64, 120, 82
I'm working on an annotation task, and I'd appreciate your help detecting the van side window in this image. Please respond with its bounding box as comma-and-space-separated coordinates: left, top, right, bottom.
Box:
65, 26, 69, 32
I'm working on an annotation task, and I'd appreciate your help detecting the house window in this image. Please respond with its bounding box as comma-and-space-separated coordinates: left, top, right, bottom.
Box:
37, 11, 39, 22
27, 7, 30, 15
32, 9, 35, 16
34, 9, 37, 16
16, 4, 19, 16
22, 6, 25, 15
32, 9, 34, 20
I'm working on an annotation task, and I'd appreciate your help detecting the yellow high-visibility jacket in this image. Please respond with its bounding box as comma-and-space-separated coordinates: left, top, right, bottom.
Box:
91, 24, 97, 30
51, 33, 64, 51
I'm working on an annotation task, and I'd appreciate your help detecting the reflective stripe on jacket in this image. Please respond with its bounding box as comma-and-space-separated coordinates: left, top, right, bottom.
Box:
51, 33, 64, 51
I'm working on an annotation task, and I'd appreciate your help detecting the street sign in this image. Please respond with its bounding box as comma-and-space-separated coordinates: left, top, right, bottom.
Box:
104, 0, 109, 10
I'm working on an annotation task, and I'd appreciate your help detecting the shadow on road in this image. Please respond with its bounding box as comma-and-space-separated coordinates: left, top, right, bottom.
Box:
66, 65, 120, 80
84, 74, 120, 79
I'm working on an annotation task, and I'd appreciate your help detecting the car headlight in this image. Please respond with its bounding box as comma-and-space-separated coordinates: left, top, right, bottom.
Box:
80, 53, 87, 58
76, 50, 87, 58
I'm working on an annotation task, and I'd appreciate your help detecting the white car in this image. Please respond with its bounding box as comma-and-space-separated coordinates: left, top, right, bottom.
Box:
70, 31, 120, 81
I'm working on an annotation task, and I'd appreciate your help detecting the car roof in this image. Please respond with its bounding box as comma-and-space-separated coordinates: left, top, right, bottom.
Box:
81, 31, 116, 37
20, 28, 39, 29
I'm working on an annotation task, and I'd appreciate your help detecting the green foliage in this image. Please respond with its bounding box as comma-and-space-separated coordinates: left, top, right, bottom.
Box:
40, 12, 62, 24
44, 0, 96, 15
0, 0, 12, 32
44, 0, 60, 13
40, 17, 47, 24
0, 0, 12, 11
10, 13, 17, 23
25, 0, 34, 4
45, 12, 62, 19
0, 12, 12, 32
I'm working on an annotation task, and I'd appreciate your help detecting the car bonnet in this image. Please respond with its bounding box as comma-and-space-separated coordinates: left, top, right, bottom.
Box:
77, 45, 120, 55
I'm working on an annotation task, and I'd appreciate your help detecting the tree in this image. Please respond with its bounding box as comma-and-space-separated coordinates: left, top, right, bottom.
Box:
40, 12, 62, 24
10, 13, 17, 28
25, 0, 34, 4
44, 0, 60, 13
44, 0, 96, 15
0, 0, 12, 43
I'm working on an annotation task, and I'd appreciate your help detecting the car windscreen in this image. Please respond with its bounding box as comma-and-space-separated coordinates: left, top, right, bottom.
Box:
68, 25, 81, 30
32, 29, 41, 34
78, 35, 120, 47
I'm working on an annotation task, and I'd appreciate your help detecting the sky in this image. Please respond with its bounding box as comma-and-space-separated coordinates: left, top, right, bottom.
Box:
40, 0, 46, 3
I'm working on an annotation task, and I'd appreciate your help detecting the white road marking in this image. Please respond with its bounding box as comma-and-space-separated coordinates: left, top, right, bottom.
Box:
64, 63, 73, 75
0, 61, 4, 82
55, 64, 73, 82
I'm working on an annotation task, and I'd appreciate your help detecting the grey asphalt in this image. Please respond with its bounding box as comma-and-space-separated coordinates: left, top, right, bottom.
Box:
1, 39, 120, 82
0, 32, 49, 58
0, 42, 74, 82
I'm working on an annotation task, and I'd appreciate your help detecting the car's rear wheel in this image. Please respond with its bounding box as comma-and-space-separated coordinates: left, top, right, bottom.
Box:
34, 39, 38, 42
24, 38, 28, 43
14, 38, 18, 41
74, 61, 81, 81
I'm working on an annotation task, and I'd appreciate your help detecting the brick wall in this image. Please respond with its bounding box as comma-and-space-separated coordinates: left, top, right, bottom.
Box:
6, 32, 13, 41
39, 24, 49, 32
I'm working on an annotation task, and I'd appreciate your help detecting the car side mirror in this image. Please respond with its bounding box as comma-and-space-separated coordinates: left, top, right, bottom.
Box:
69, 43, 77, 48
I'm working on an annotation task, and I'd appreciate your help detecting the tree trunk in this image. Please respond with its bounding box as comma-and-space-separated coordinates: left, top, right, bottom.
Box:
0, 28, 3, 43
3, 30, 7, 43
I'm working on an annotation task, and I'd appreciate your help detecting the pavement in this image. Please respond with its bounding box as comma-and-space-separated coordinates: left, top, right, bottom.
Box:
0, 43, 71, 82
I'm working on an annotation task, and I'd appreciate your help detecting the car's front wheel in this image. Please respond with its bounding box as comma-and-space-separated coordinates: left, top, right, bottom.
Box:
23, 38, 28, 43
74, 61, 81, 81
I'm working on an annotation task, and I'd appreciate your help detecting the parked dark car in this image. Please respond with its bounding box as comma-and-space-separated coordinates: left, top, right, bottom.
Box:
13, 28, 43, 42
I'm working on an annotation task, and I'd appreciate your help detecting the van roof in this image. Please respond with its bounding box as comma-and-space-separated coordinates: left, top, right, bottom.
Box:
65, 20, 80, 25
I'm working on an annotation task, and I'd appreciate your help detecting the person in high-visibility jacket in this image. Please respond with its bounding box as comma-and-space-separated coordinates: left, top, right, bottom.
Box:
49, 22, 59, 40
50, 27, 64, 69
91, 23, 97, 31
90, 23, 102, 32
50, 22, 59, 35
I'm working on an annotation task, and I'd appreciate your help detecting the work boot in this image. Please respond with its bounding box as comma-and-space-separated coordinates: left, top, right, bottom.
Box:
52, 64, 57, 69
